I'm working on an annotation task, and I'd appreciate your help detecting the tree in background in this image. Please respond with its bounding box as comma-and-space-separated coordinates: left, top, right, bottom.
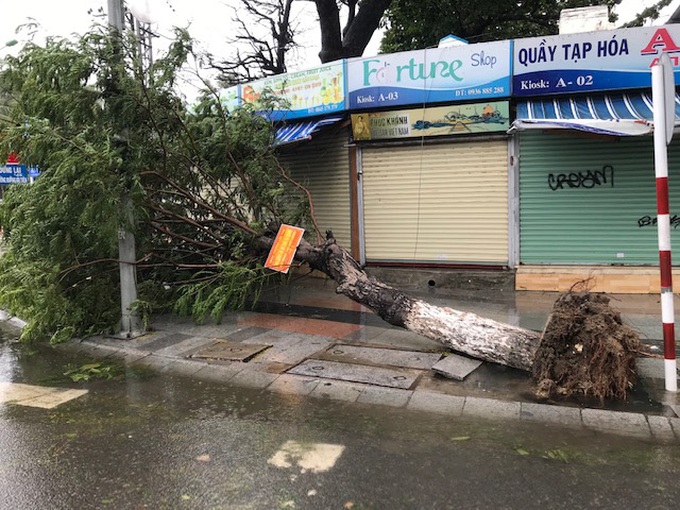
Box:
309, 0, 392, 62
380, 0, 673, 53
211, 0, 301, 85
214, 0, 393, 84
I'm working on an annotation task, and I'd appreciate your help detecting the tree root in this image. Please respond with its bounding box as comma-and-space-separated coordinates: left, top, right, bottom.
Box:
532, 292, 641, 401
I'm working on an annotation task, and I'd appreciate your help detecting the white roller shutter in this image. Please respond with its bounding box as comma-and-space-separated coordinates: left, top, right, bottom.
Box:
361, 140, 508, 264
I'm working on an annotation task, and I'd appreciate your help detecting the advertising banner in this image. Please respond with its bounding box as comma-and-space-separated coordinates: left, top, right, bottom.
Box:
220, 85, 240, 111
0, 164, 30, 184
351, 101, 509, 141
513, 25, 680, 96
242, 61, 345, 120
346, 41, 511, 109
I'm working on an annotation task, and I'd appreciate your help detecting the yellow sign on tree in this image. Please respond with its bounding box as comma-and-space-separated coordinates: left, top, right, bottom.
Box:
264, 224, 305, 273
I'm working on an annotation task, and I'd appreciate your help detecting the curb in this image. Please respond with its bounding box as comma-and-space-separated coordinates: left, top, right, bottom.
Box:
60, 336, 680, 444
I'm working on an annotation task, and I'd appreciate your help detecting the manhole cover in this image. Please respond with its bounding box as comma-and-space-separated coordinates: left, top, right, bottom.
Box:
321, 344, 441, 370
189, 340, 270, 362
287, 359, 420, 389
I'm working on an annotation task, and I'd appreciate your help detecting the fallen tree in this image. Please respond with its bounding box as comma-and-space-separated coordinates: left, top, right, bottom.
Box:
282, 234, 641, 401
0, 27, 641, 401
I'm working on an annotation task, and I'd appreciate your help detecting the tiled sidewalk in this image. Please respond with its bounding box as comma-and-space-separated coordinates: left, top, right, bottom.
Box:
58, 277, 680, 444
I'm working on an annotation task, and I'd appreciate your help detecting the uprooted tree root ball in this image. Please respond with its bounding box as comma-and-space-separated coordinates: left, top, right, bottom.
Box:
531, 292, 642, 401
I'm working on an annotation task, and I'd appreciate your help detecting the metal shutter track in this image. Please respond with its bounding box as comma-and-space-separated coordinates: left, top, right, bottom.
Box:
362, 140, 508, 263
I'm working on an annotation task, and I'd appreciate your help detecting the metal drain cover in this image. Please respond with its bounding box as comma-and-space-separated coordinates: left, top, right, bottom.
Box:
287, 359, 420, 389
189, 340, 270, 362
321, 344, 442, 369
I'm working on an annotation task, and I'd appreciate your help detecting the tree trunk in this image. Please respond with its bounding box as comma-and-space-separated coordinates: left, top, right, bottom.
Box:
312, 0, 393, 62
291, 236, 541, 371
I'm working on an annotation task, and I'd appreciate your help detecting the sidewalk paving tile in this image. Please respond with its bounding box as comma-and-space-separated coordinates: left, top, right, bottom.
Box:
407, 390, 465, 416
226, 326, 271, 342
646, 415, 678, 442
155, 336, 216, 357
137, 332, 192, 352
193, 363, 244, 383
369, 329, 445, 352
310, 380, 365, 402
105, 351, 149, 364
294, 294, 372, 312
322, 344, 442, 370
268, 374, 321, 396
581, 408, 652, 439
342, 326, 396, 343
239, 313, 363, 339
250, 335, 331, 365
357, 386, 413, 408
463, 396, 521, 421
237, 312, 298, 329
520, 402, 583, 428
228, 369, 279, 389
160, 358, 204, 377
72, 341, 121, 359
129, 354, 176, 371
432, 354, 482, 381
670, 417, 680, 439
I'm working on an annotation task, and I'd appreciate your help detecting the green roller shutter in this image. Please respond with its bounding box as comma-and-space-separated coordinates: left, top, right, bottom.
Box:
277, 128, 351, 248
519, 132, 680, 265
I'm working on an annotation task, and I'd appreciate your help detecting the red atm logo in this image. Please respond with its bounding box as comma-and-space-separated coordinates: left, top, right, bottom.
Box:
641, 28, 680, 66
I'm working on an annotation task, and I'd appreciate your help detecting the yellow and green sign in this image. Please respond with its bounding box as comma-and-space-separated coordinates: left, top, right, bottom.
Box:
351, 101, 509, 141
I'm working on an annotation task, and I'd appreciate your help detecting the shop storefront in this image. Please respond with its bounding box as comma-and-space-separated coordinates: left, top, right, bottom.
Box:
512, 26, 680, 292
346, 41, 513, 267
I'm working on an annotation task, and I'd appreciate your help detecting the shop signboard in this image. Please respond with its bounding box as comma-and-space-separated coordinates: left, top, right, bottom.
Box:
513, 25, 680, 96
346, 41, 511, 109
351, 101, 509, 141
220, 85, 240, 111
242, 61, 345, 120
0, 164, 30, 184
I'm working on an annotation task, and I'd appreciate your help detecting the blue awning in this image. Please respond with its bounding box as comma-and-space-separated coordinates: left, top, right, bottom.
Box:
274, 116, 344, 146
512, 92, 680, 136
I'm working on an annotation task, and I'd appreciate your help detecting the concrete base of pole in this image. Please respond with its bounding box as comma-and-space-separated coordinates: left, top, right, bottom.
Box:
665, 359, 678, 392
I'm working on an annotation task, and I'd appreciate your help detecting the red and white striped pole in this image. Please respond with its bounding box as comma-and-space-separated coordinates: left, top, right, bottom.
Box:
652, 53, 678, 392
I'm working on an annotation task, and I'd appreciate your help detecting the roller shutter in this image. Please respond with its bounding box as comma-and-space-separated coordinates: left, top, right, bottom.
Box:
277, 128, 351, 248
361, 140, 509, 264
519, 132, 680, 265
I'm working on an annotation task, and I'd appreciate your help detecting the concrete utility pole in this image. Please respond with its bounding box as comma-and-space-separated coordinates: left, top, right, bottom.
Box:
108, 0, 143, 337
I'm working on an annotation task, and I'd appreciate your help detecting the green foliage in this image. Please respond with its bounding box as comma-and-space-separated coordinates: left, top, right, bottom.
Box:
173, 261, 271, 324
0, 25, 311, 343
63, 361, 123, 382
380, 0, 623, 52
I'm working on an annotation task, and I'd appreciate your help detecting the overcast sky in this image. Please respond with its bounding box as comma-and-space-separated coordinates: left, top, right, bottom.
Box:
1, 0, 677, 98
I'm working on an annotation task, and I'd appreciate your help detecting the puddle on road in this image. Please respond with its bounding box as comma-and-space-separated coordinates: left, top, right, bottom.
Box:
268, 440, 345, 473
0, 382, 88, 409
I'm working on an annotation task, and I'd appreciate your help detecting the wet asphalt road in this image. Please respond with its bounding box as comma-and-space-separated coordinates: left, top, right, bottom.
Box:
1, 332, 680, 510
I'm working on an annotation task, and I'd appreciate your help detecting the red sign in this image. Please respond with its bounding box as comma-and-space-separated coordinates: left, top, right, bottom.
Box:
6, 152, 19, 164
264, 224, 305, 273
